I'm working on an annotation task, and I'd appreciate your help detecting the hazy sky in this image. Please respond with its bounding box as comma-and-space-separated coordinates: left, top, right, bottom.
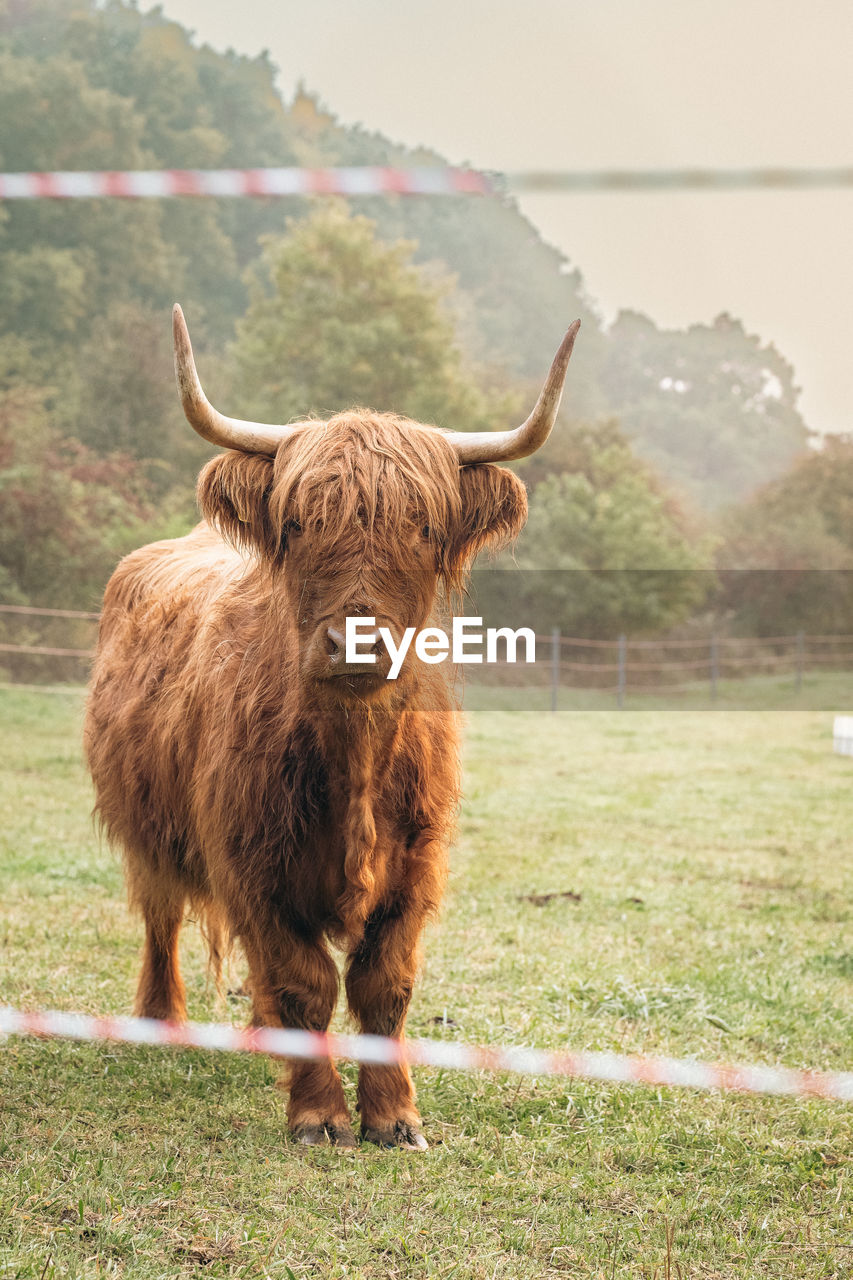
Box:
158, 0, 853, 434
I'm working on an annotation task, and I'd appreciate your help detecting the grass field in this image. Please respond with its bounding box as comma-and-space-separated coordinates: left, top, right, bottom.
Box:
0, 685, 851, 1278
463, 669, 853, 712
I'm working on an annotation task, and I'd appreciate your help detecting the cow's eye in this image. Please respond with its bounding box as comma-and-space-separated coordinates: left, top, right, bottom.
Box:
421, 524, 431, 541
287, 520, 302, 538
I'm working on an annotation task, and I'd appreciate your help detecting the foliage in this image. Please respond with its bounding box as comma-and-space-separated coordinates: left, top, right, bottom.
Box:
475, 421, 714, 637
230, 205, 512, 430
0, 0, 830, 617
603, 311, 809, 509
0, 1, 599, 403
0, 358, 160, 608
715, 435, 853, 634
262, 88, 608, 413
59, 300, 210, 493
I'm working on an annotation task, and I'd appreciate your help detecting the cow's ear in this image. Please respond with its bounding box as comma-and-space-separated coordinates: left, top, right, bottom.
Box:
197, 451, 279, 557
446, 463, 528, 576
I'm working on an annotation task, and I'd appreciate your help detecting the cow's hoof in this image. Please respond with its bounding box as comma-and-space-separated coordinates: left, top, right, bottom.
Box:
293, 1122, 358, 1149
328, 1123, 359, 1149
362, 1121, 429, 1151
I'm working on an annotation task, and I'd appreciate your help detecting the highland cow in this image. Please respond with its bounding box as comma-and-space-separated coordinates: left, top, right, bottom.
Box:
84, 305, 579, 1149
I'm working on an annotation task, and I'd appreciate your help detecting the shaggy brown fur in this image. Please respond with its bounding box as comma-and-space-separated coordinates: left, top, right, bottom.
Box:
85, 411, 527, 1149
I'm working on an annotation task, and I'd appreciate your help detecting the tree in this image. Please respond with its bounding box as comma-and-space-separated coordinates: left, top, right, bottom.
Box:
474, 420, 714, 637
62, 300, 210, 493
0, 342, 162, 609
229, 205, 509, 430
0, 0, 817, 619
716, 436, 853, 634
0, 47, 178, 323
603, 311, 808, 510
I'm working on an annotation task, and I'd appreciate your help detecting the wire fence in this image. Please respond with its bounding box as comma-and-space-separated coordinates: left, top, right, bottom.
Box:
477, 630, 853, 707
2, 604, 852, 706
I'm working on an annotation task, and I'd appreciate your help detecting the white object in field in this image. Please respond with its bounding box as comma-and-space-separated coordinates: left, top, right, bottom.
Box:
833, 716, 853, 756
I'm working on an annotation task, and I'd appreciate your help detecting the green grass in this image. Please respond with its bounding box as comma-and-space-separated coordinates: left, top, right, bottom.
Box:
0, 685, 851, 1278
461, 669, 853, 711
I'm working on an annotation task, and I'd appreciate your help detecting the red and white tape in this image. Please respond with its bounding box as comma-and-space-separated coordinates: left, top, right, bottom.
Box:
1, 1006, 850, 1101
3, 166, 853, 200
0, 167, 493, 200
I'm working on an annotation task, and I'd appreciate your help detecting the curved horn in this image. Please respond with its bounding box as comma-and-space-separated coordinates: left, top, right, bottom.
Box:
443, 320, 580, 464
173, 304, 301, 454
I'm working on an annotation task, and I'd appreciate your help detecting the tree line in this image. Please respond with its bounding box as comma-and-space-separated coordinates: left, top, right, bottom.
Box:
0, 0, 850, 638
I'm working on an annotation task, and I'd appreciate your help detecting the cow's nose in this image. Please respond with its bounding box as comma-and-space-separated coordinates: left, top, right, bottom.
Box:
326, 626, 382, 666
326, 626, 347, 660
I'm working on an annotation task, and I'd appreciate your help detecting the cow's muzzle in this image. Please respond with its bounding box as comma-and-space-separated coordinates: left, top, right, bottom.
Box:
325, 626, 385, 678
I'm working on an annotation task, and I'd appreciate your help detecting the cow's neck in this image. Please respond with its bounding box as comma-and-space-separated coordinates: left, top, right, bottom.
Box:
312, 697, 405, 933
252, 600, 410, 929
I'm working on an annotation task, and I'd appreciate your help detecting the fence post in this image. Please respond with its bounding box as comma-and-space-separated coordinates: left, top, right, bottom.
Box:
550, 629, 560, 712
795, 630, 804, 691
710, 633, 719, 704
617, 634, 626, 708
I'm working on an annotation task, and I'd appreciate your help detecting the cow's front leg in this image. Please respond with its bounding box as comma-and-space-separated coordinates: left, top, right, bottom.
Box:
345, 905, 428, 1151
243, 932, 356, 1148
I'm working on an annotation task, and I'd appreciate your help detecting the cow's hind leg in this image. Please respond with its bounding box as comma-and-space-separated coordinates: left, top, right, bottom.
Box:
244, 932, 356, 1148
133, 880, 187, 1022
345, 907, 427, 1151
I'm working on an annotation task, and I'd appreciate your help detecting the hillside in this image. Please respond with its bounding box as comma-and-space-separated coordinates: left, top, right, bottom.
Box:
0, 0, 809, 513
